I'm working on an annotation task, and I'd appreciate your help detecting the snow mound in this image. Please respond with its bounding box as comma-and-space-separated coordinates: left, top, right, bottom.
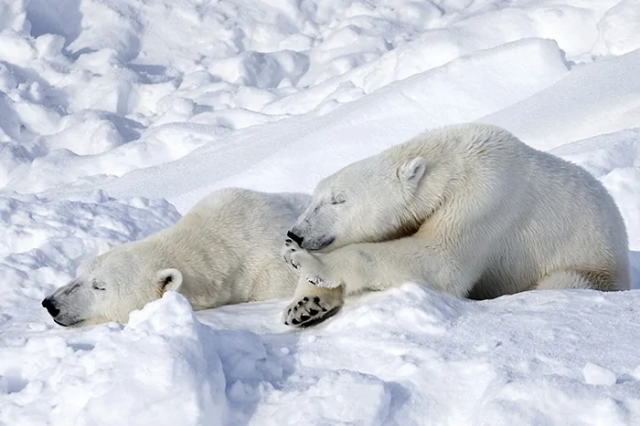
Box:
198, 284, 640, 425
483, 49, 640, 150
595, 0, 640, 56
0, 292, 228, 426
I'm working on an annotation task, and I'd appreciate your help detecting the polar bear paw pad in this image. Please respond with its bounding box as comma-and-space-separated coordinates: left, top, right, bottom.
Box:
283, 296, 341, 327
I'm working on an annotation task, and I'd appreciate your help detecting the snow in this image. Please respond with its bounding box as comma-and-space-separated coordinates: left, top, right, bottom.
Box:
583, 363, 618, 387
1, 0, 640, 424
483, 49, 640, 151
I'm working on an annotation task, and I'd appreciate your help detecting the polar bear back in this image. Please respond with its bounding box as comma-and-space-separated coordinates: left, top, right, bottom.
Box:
403, 124, 630, 297
484, 140, 629, 296
145, 188, 310, 308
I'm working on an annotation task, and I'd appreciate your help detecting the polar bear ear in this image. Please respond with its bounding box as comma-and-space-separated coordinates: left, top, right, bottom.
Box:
156, 268, 183, 293
398, 157, 427, 190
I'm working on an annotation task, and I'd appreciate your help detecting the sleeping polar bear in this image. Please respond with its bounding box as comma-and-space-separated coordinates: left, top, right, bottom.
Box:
281, 123, 630, 326
42, 188, 311, 327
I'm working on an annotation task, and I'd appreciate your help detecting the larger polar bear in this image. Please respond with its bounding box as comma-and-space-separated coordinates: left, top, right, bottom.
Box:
281, 123, 630, 326
42, 188, 312, 327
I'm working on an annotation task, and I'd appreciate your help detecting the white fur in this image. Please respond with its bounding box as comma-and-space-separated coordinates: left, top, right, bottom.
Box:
44, 188, 309, 326
282, 123, 630, 326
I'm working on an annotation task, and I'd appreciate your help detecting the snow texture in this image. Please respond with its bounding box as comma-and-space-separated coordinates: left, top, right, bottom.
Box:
1, 0, 640, 424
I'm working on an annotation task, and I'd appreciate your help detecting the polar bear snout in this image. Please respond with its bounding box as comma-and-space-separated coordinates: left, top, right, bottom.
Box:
41, 297, 60, 318
42, 280, 95, 327
286, 230, 304, 247
287, 228, 334, 251
41, 295, 79, 326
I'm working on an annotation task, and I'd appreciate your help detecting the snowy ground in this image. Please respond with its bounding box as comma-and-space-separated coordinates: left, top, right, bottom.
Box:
1, 0, 640, 424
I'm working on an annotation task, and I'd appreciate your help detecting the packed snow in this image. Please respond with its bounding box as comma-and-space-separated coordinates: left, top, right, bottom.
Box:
1, 0, 640, 424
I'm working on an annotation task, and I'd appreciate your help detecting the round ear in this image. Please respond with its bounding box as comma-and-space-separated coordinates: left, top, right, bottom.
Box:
397, 157, 427, 190
156, 268, 183, 293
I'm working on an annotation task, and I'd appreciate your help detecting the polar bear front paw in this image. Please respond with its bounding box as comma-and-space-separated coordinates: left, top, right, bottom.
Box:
282, 239, 342, 288
282, 238, 321, 270
281, 238, 305, 269
283, 294, 342, 327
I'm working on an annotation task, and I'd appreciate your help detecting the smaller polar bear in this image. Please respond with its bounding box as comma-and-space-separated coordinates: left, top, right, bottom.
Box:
281, 123, 630, 326
42, 188, 310, 327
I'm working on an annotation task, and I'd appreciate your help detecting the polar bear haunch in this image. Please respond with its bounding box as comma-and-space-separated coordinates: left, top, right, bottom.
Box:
282, 123, 630, 326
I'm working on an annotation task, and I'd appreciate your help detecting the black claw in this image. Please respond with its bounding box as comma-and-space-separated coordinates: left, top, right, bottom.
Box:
297, 300, 304, 306
284, 320, 289, 325
299, 306, 342, 328
308, 308, 319, 316
313, 297, 320, 304
322, 307, 328, 312
303, 297, 309, 302
294, 306, 298, 311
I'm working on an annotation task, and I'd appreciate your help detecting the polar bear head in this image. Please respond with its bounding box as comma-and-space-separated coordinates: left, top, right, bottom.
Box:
288, 154, 428, 251
41, 244, 183, 326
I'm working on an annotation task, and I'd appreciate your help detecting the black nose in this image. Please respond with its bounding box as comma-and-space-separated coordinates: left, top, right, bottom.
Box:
286, 230, 304, 247
42, 297, 60, 317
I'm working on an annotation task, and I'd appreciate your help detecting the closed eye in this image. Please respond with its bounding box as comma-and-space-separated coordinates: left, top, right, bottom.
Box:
330, 195, 346, 205
92, 280, 106, 291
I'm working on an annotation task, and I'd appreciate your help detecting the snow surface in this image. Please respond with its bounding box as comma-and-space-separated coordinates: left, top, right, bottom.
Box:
1, 0, 640, 424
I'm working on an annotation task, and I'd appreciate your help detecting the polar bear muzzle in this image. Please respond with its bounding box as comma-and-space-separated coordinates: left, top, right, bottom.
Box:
287, 228, 334, 251
41, 295, 83, 327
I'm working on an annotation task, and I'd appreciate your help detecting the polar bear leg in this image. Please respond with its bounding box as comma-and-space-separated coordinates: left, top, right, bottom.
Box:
282, 279, 344, 326
283, 237, 471, 297
534, 271, 595, 291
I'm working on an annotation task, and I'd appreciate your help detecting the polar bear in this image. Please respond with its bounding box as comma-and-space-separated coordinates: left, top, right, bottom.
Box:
280, 123, 630, 326
42, 188, 310, 327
